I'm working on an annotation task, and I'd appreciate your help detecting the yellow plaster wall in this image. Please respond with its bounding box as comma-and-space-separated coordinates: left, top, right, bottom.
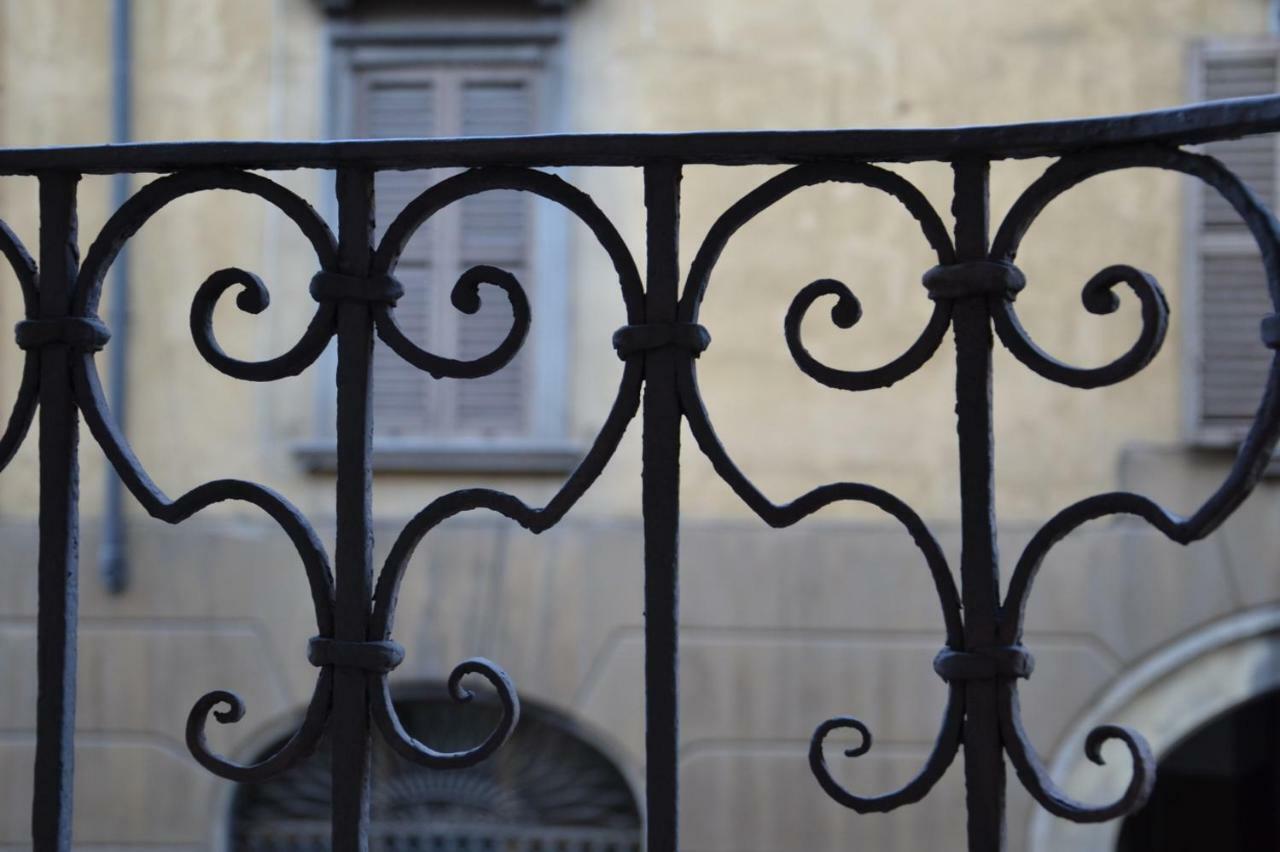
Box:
0, 0, 1272, 526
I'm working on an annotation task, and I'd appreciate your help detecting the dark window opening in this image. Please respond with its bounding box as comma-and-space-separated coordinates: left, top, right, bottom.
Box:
231, 695, 641, 851
1117, 687, 1280, 851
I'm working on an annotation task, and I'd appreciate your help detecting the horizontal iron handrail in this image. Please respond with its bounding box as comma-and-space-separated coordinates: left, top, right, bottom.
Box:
0, 95, 1276, 174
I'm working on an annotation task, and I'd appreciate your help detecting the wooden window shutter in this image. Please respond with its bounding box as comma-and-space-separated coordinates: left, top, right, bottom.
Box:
361, 72, 441, 437
453, 75, 535, 435
1194, 47, 1279, 440
355, 65, 537, 440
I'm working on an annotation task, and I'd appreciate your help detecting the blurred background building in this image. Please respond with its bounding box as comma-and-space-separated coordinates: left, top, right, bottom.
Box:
1, 0, 1279, 849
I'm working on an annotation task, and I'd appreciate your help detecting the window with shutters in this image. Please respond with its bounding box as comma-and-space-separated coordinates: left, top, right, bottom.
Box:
300, 16, 577, 473
1187, 42, 1279, 448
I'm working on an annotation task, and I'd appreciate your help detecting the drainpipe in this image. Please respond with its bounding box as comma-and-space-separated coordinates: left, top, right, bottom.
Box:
100, 0, 131, 594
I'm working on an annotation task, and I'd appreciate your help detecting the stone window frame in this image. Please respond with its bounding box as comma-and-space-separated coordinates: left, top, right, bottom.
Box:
295, 9, 579, 475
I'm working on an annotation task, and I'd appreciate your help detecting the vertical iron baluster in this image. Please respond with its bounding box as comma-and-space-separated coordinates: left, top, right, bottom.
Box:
331, 167, 376, 852
31, 173, 82, 852
950, 159, 1005, 852
642, 162, 682, 852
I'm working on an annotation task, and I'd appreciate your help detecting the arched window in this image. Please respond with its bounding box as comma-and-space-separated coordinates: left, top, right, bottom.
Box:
1117, 688, 1280, 851
230, 695, 641, 851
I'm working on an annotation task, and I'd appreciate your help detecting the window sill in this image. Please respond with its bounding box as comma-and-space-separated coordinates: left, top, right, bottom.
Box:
294, 439, 584, 475
1187, 432, 1280, 477
1191, 424, 1252, 450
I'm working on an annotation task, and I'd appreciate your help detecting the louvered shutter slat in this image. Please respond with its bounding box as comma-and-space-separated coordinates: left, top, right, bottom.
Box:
1195, 51, 1278, 437
455, 79, 535, 435
1202, 54, 1277, 233
1200, 253, 1274, 425
354, 68, 539, 440
365, 78, 439, 436
1204, 58, 1279, 86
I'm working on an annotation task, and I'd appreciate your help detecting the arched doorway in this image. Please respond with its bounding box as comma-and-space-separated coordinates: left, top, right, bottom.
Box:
230, 693, 641, 851
1027, 608, 1280, 851
1117, 688, 1280, 851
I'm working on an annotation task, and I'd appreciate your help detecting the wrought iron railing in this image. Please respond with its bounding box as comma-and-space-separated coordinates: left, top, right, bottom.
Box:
4, 96, 1280, 852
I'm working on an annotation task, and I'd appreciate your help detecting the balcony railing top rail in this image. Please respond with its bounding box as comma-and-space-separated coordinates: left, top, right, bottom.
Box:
0, 94, 1277, 172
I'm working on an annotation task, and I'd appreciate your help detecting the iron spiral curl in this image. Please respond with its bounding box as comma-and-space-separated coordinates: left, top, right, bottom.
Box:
185, 669, 335, 783
681, 163, 965, 812
370, 657, 521, 770
71, 169, 340, 781
990, 263, 1169, 389
682, 162, 957, 391
1000, 146, 1280, 638
191, 266, 337, 382
985, 145, 1280, 824
366, 166, 646, 768
75, 169, 340, 381
370, 167, 646, 379
67, 165, 647, 783
987, 151, 1191, 389
0, 218, 39, 471
999, 683, 1155, 823
809, 687, 965, 814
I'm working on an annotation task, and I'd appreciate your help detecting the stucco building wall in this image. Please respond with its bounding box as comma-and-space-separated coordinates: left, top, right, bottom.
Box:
0, 0, 1277, 850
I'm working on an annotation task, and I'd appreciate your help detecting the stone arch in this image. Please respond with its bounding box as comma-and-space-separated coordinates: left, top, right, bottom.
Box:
1027, 607, 1280, 851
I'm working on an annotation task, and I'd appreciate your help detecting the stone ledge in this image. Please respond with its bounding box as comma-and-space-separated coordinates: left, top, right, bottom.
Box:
293, 439, 584, 475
